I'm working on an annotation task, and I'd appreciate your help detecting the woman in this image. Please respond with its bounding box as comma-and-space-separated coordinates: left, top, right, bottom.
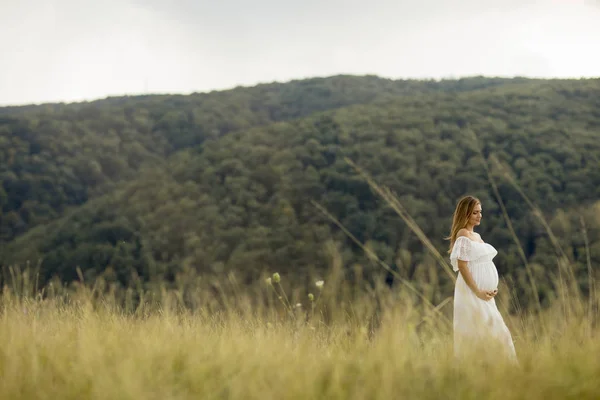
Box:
448, 195, 517, 363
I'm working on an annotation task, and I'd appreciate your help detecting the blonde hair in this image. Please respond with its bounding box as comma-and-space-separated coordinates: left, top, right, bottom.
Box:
446, 195, 481, 253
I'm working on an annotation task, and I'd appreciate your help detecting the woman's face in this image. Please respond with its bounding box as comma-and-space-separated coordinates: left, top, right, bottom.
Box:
468, 202, 482, 227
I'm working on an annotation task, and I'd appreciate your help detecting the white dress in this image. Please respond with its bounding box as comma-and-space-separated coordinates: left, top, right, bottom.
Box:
450, 236, 517, 362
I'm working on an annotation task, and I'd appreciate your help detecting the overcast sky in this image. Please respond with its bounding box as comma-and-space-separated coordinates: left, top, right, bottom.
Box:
1, 0, 599, 106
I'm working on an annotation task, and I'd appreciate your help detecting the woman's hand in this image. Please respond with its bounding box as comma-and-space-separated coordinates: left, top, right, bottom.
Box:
476, 289, 498, 301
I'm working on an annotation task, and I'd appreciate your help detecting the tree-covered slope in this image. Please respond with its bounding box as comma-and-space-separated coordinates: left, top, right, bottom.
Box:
1, 75, 533, 243
2, 77, 599, 305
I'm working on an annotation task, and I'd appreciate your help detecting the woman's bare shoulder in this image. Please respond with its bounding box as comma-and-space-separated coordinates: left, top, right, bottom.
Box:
456, 228, 471, 238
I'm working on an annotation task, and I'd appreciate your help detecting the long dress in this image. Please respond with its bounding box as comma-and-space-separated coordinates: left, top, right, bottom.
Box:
450, 236, 517, 363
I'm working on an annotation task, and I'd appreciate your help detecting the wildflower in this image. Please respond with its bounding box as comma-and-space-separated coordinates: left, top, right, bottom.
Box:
272, 272, 281, 283
265, 277, 272, 285
308, 293, 314, 301
315, 280, 324, 289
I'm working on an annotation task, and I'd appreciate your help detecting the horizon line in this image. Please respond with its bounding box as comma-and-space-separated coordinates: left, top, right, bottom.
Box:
1, 72, 598, 109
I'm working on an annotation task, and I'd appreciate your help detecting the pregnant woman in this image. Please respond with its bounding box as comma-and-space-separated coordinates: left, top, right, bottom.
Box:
448, 195, 518, 363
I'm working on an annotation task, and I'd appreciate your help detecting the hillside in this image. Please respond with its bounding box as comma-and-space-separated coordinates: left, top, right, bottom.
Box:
1, 76, 600, 307
1, 75, 523, 243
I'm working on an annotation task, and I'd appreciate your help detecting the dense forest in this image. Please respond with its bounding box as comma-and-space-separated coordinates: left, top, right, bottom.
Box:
1, 75, 599, 308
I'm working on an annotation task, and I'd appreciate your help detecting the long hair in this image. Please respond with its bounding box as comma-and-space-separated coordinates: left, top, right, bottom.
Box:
446, 195, 481, 254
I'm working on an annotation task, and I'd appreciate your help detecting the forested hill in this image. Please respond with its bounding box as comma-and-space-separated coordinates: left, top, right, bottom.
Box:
1, 75, 600, 304
0, 76, 523, 240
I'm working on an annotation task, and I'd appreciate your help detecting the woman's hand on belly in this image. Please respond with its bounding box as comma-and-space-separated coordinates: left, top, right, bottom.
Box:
476, 288, 498, 301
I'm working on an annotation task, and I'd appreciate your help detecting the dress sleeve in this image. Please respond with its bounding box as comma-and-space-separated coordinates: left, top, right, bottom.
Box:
450, 236, 471, 272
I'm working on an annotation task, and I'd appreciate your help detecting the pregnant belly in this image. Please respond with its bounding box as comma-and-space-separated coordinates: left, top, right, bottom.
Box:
469, 261, 499, 291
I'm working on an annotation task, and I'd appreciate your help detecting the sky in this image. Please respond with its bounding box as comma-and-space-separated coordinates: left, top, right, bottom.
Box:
1, 0, 599, 106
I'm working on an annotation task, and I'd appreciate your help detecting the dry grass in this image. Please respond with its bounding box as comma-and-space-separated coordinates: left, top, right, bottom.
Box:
1, 280, 599, 400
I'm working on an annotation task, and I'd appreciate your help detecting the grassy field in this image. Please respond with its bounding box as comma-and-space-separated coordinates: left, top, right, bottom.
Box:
1, 158, 598, 399
0, 273, 599, 400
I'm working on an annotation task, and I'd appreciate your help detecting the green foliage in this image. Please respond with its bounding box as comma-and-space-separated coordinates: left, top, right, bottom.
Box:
1, 76, 600, 306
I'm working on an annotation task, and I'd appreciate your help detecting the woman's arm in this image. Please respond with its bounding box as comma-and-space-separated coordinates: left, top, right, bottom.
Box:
457, 259, 496, 301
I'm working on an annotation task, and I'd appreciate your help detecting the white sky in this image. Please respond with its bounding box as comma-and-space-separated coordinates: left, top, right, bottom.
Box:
1, 0, 599, 106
